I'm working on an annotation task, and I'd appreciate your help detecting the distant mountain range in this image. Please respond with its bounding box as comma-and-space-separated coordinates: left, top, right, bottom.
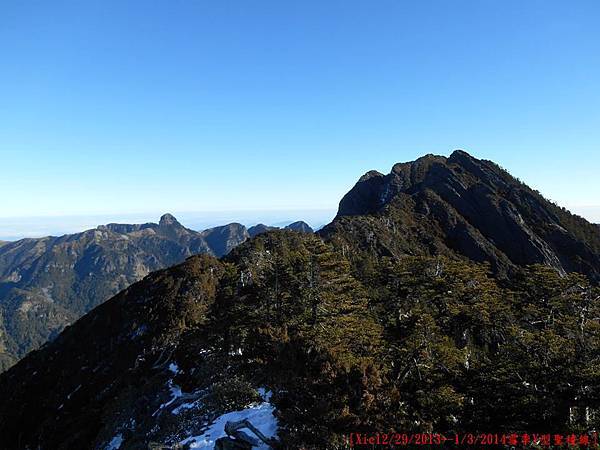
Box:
0, 215, 312, 370
1, 151, 599, 449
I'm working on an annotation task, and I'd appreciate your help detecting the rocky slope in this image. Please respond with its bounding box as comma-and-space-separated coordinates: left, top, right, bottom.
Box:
0, 214, 248, 371
321, 150, 600, 281
199, 223, 249, 257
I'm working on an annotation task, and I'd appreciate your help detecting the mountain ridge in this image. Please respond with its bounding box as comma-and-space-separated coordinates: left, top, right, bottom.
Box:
322, 150, 600, 281
1, 151, 600, 448
0, 215, 314, 371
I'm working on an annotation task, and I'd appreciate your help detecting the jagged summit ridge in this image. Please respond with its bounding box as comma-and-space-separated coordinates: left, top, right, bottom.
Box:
338, 150, 485, 216
326, 150, 600, 280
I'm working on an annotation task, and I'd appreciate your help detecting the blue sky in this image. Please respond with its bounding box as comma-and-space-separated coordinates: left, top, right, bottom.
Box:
1, 0, 599, 237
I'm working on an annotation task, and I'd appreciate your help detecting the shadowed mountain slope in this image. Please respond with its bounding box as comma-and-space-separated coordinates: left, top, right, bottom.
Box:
321, 150, 600, 281
0, 254, 224, 449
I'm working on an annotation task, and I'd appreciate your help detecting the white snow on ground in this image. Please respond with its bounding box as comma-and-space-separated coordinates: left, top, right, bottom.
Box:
105, 433, 123, 450
172, 395, 202, 415
152, 379, 183, 416
168, 362, 180, 374
179, 389, 277, 449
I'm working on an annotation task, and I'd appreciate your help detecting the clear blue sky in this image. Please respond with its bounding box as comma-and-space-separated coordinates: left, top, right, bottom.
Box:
1, 1, 599, 227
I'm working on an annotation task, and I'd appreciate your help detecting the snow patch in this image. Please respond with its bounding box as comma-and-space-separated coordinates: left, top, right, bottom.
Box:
172, 393, 203, 415
172, 400, 199, 415
179, 389, 277, 449
105, 433, 123, 450
152, 379, 183, 416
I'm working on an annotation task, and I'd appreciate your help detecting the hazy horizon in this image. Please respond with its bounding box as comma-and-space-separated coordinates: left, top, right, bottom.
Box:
0, 208, 336, 241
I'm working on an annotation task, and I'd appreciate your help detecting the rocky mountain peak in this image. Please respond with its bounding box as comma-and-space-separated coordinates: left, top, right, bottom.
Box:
158, 213, 181, 227
337, 150, 504, 217
357, 170, 384, 182
326, 150, 600, 281
448, 148, 474, 161
390, 153, 446, 175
